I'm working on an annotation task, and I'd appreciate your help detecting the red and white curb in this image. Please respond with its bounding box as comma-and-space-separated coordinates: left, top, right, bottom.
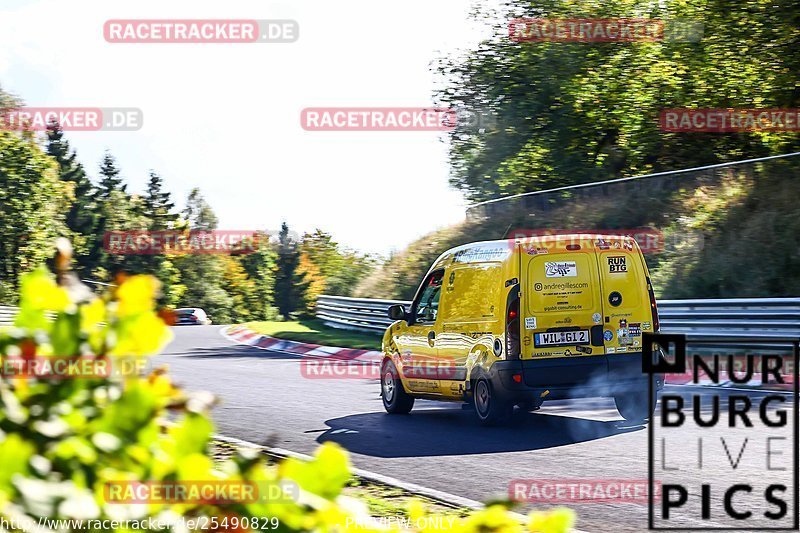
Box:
222, 325, 384, 379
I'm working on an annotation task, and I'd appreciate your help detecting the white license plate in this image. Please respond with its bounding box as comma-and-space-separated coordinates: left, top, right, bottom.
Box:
534, 330, 590, 347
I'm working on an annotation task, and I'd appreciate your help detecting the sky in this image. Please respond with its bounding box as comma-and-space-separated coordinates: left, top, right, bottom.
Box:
0, 0, 497, 255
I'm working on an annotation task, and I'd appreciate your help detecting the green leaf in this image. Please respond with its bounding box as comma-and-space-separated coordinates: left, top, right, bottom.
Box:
169, 413, 212, 458
279, 442, 351, 500
0, 434, 34, 491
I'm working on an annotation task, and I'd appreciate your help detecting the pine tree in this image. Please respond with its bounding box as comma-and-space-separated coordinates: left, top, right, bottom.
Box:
141, 171, 178, 230
89, 152, 130, 279
97, 152, 126, 201
46, 123, 96, 275
183, 188, 218, 230
274, 222, 302, 319
128, 172, 181, 297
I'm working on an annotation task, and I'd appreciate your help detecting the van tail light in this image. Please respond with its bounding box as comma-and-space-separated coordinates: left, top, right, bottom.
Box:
647, 277, 660, 332
506, 294, 521, 359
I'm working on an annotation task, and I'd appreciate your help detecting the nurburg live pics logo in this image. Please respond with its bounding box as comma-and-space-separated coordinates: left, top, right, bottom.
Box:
643, 333, 799, 530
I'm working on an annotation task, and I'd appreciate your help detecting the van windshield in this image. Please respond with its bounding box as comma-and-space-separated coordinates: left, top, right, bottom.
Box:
414, 270, 444, 323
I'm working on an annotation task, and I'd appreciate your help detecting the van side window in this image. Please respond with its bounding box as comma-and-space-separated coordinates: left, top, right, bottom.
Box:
439, 264, 501, 322
413, 270, 444, 324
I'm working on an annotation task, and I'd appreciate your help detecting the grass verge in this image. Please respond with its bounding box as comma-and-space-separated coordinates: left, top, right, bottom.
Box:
211, 440, 470, 519
239, 318, 382, 351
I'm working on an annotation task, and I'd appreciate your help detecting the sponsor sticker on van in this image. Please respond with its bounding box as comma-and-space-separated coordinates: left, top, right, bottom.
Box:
544, 261, 577, 277
608, 256, 627, 273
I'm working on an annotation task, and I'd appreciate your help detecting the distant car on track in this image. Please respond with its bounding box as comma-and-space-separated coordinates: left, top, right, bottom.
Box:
174, 307, 212, 325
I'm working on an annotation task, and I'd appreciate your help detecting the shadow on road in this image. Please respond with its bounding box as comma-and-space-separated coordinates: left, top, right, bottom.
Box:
318, 407, 644, 457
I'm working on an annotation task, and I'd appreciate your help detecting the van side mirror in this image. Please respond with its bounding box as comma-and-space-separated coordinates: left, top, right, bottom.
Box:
387, 304, 407, 322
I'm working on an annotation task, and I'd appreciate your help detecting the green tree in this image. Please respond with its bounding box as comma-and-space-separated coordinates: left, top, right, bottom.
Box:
0, 129, 68, 303
437, 0, 800, 202
221, 255, 260, 323
46, 123, 96, 275
183, 187, 218, 230
128, 171, 182, 305
140, 171, 178, 230
87, 152, 137, 281
97, 151, 127, 199
274, 222, 303, 319
174, 188, 232, 321
326, 250, 376, 296
297, 230, 376, 313
175, 252, 233, 322
239, 231, 279, 320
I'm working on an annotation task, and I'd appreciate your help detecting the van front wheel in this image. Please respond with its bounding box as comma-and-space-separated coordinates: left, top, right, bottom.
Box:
381, 360, 414, 414
614, 389, 656, 421
473, 378, 512, 426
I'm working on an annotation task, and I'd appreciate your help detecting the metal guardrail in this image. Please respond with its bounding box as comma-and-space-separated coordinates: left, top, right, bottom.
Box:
0, 306, 17, 327
5, 296, 799, 343
317, 296, 409, 332
317, 295, 800, 343
0, 281, 111, 327
0, 306, 60, 327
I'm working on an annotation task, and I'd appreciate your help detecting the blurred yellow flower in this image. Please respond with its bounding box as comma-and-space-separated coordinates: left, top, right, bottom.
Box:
116, 275, 160, 317
110, 313, 172, 356
80, 298, 106, 332
528, 508, 575, 533
19, 268, 70, 312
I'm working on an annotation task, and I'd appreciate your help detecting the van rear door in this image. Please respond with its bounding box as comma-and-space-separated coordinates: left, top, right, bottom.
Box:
518, 239, 607, 379
596, 239, 651, 360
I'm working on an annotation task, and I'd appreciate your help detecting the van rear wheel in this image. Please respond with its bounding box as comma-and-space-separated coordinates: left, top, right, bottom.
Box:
381, 360, 414, 414
473, 378, 512, 426
614, 389, 656, 422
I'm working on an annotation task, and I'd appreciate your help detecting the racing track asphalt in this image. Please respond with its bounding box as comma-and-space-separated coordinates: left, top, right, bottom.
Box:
154, 325, 798, 532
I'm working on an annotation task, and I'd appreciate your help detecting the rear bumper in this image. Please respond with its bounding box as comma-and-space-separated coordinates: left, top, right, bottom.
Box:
487, 353, 664, 401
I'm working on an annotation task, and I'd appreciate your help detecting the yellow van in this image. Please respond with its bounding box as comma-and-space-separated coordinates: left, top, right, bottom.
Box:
380, 234, 664, 425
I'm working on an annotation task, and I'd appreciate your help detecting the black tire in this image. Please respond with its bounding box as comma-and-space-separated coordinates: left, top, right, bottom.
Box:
614, 388, 656, 421
472, 378, 512, 426
381, 359, 414, 414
